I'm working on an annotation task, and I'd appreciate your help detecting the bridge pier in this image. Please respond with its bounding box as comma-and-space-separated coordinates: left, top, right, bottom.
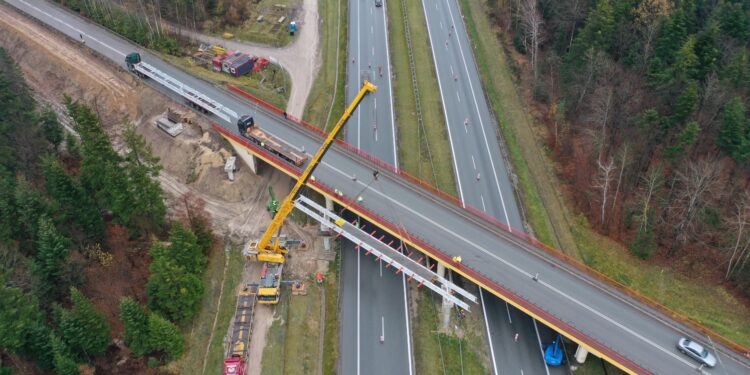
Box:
229, 142, 259, 175
574, 345, 589, 364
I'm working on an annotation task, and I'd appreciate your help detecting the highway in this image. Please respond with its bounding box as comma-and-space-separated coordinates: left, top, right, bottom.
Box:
340, 0, 412, 375
421, 0, 561, 373
9, 0, 750, 373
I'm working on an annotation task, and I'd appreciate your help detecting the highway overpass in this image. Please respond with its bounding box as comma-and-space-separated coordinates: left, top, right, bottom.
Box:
7, 0, 750, 373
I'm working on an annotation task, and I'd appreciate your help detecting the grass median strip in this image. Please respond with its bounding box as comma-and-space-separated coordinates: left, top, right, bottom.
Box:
303, 0, 347, 130
412, 289, 487, 375
388, 0, 455, 195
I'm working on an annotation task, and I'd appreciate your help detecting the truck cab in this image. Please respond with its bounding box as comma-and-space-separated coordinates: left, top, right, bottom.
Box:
125, 52, 142, 72
223, 356, 244, 375
237, 115, 255, 133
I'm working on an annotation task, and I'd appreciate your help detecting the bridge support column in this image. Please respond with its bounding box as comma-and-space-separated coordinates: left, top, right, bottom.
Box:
437, 261, 451, 330
441, 285, 453, 330
574, 345, 589, 364
322, 197, 334, 251
230, 143, 259, 175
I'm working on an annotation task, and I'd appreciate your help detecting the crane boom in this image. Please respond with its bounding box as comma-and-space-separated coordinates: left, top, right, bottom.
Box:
253, 81, 377, 261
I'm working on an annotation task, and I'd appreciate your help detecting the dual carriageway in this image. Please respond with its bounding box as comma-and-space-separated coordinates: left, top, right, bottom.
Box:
6, 0, 750, 373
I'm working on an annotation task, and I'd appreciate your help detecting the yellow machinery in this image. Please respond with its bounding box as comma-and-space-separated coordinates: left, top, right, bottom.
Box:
251, 80, 376, 264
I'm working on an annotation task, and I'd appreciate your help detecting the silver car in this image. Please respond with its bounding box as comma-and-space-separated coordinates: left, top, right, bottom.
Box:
677, 337, 717, 367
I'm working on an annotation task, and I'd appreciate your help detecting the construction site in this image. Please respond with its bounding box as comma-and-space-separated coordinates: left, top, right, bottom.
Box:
4, 0, 750, 375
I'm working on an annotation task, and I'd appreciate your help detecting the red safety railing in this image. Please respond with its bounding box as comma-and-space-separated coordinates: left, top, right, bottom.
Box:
221, 86, 750, 361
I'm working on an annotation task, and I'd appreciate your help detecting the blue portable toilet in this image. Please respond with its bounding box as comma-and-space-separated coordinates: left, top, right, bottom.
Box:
544, 334, 564, 366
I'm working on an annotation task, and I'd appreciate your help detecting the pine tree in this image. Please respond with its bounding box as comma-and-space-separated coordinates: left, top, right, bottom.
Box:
14, 177, 49, 244
666, 121, 700, 160
146, 312, 184, 359
21, 323, 54, 370
122, 124, 165, 233
31, 216, 71, 300
0, 168, 16, 244
50, 334, 80, 375
38, 108, 64, 149
0, 287, 45, 353
146, 258, 204, 323
719, 96, 750, 161
671, 81, 698, 126
41, 155, 104, 239
167, 223, 205, 275
673, 36, 699, 81
65, 132, 81, 159
120, 297, 150, 356
54, 288, 111, 359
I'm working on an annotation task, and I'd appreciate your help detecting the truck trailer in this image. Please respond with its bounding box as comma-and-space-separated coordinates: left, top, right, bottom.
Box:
237, 115, 308, 167
223, 283, 258, 375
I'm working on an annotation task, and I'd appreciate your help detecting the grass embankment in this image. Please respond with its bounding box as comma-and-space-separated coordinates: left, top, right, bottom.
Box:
322, 244, 341, 375
174, 243, 245, 375
412, 289, 487, 374
260, 281, 323, 375
303, 0, 347, 131
457, 0, 554, 246
460, 0, 750, 351
163, 55, 290, 110
219, 0, 301, 47
388, 0, 455, 194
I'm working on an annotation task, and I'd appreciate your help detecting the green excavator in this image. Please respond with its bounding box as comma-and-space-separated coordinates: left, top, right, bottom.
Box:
267, 186, 280, 217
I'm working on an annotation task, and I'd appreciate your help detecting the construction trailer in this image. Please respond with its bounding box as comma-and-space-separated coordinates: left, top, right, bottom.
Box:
228, 54, 255, 77
222, 52, 246, 74
223, 283, 258, 375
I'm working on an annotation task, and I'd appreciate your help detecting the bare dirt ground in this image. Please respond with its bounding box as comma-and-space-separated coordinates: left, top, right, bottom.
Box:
0, 5, 329, 374
175, 0, 320, 117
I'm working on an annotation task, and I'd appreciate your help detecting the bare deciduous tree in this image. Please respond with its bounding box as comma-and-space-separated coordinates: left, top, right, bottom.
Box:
726, 192, 750, 279
635, 0, 673, 66
635, 166, 663, 232
594, 158, 616, 226
519, 0, 544, 79
575, 48, 609, 109
611, 143, 630, 212
668, 158, 722, 254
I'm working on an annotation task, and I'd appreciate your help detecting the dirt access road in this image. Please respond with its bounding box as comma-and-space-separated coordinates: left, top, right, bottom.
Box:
176, 0, 320, 118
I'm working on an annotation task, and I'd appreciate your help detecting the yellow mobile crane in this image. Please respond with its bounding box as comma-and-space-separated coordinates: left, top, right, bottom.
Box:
251, 80, 377, 303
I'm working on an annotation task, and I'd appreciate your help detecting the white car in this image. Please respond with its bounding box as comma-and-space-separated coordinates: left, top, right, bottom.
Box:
677, 337, 717, 368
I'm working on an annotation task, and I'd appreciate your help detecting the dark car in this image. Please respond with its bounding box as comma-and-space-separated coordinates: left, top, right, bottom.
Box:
375, 0, 382, 7
677, 337, 717, 368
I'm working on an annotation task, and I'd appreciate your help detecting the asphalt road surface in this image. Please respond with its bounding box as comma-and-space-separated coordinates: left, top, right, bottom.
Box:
10, 0, 750, 373
421, 0, 563, 373
340, 1, 412, 375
